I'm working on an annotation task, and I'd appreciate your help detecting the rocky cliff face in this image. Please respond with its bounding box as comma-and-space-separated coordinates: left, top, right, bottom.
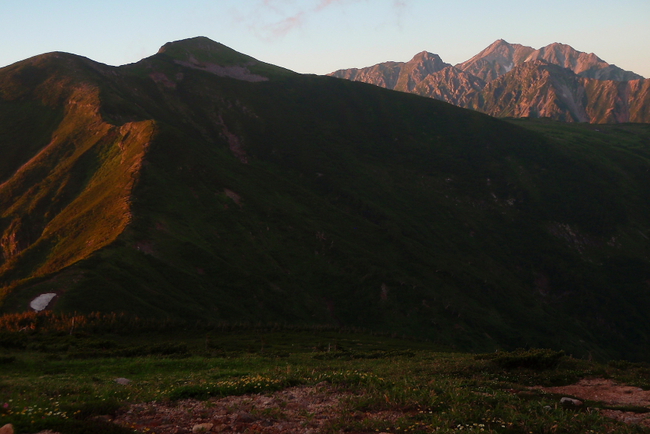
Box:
583, 78, 650, 123
392, 51, 451, 92
411, 66, 485, 107
471, 62, 590, 122
456, 39, 536, 82
330, 51, 450, 92
526, 42, 643, 81
329, 40, 648, 123
330, 61, 403, 89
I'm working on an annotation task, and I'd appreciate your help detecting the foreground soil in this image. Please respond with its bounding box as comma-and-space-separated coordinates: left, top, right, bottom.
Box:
110, 383, 349, 434
538, 378, 650, 428
108, 378, 650, 433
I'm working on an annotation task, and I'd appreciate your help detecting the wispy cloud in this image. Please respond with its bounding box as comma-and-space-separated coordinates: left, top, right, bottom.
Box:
314, 0, 348, 11
237, 0, 408, 41
390, 0, 407, 30
263, 0, 360, 39
267, 11, 307, 38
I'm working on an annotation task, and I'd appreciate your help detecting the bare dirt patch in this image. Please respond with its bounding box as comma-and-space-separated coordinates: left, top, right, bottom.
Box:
174, 59, 268, 83
223, 189, 243, 206
536, 378, 650, 427
110, 384, 347, 434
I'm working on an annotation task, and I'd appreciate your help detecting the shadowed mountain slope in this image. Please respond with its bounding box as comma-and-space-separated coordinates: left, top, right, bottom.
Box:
1, 38, 650, 360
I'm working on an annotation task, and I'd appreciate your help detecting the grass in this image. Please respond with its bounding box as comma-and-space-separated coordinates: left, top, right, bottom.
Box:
1, 323, 650, 433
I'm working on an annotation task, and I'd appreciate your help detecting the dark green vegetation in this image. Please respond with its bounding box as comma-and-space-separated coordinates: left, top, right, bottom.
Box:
2, 325, 650, 433
1, 37, 650, 360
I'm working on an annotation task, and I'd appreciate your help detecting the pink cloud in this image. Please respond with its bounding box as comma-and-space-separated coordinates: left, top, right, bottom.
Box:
267, 11, 307, 38
250, 0, 408, 40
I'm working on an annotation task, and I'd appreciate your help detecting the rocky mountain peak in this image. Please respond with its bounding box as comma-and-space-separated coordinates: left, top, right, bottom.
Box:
527, 43, 603, 73
329, 39, 648, 124
525, 42, 643, 81
456, 40, 535, 82
410, 51, 446, 64
410, 51, 449, 71
395, 51, 451, 91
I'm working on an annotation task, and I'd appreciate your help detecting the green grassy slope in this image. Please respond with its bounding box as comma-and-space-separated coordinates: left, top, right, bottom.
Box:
1, 38, 650, 360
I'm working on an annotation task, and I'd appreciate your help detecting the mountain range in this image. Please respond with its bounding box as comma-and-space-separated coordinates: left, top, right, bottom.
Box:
330, 39, 650, 123
1, 37, 650, 360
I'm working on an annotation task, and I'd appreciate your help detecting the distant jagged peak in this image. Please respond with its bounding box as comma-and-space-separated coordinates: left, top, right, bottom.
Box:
407, 51, 450, 72
525, 42, 643, 80
465, 39, 535, 63
456, 39, 643, 82
525, 42, 603, 73
410, 50, 445, 62
327, 38, 649, 124
392, 50, 451, 92
330, 51, 447, 76
529, 42, 604, 64
456, 40, 536, 82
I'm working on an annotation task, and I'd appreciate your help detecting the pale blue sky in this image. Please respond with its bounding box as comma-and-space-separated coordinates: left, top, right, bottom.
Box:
1, 0, 649, 78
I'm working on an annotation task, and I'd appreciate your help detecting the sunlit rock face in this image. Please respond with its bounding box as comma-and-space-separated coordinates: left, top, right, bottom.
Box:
329, 39, 648, 123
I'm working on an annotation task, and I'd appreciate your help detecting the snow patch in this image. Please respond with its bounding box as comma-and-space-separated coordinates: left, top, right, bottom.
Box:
30, 293, 56, 311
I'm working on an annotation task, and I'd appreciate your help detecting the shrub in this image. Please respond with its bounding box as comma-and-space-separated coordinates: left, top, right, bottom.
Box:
313, 349, 415, 360
0, 355, 16, 364
0, 333, 26, 349
63, 398, 124, 419
148, 342, 189, 356
490, 348, 565, 370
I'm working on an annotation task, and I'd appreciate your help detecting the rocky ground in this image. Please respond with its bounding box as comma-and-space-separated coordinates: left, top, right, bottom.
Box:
109, 378, 650, 433
538, 378, 650, 428
110, 383, 350, 434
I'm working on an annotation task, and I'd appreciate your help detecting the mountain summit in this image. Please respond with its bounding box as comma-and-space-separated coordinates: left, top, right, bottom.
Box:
330, 40, 648, 123
456, 39, 536, 82
525, 42, 642, 81
156, 36, 295, 81
1, 38, 650, 359
330, 51, 450, 91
